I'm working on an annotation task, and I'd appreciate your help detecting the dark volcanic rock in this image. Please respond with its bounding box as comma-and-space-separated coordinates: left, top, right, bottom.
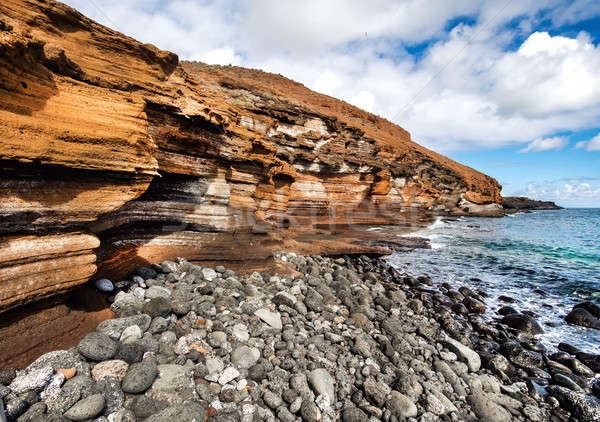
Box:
77, 332, 118, 361
547, 385, 600, 421
502, 196, 563, 210
501, 313, 544, 334
463, 296, 486, 314
565, 307, 600, 330
574, 301, 600, 319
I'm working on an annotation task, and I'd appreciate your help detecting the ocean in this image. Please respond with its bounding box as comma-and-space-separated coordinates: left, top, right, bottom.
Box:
386, 208, 600, 353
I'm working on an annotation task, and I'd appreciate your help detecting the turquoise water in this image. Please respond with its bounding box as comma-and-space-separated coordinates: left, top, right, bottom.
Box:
386, 209, 600, 353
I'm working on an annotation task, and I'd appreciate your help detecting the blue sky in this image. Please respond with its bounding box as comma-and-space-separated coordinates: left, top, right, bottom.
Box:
64, 0, 600, 206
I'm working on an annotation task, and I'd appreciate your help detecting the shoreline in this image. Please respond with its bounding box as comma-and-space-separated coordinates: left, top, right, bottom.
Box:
388, 210, 600, 354
1, 253, 598, 421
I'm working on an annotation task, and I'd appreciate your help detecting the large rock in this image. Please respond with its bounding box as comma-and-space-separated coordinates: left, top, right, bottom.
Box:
9, 366, 53, 394
442, 335, 481, 372
547, 385, 600, 421
254, 309, 283, 330
97, 315, 151, 340
387, 391, 418, 418
566, 307, 600, 330
308, 368, 335, 404
467, 393, 512, 422
145, 364, 197, 404
77, 332, 118, 361
121, 362, 158, 394
501, 313, 544, 334
63, 393, 105, 421
231, 346, 260, 369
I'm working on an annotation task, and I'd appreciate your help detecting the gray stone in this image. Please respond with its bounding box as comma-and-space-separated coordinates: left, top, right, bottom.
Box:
133, 395, 169, 419
146, 286, 171, 300
308, 368, 335, 404
0, 367, 16, 385
97, 315, 151, 340
63, 393, 105, 421
78, 332, 118, 361
231, 324, 249, 342
442, 335, 481, 372
207, 331, 227, 347
341, 406, 369, 422
206, 358, 225, 375
263, 391, 283, 409
363, 377, 389, 407
95, 376, 124, 414
136, 266, 158, 280
272, 292, 297, 308
144, 403, 207, 422
467, 394, 512, 422
160, 261, 177, 274
218, 367, 240, 385
145, 365, 197, 404
254, 309, 282, 330
386, 391, 417, 418
15, 401, 47, 422
300, 399, 321, 422
143, 297, 172, 318
231, 346, 260, 369
425, 394, 446, 416
121, 362, 158, 394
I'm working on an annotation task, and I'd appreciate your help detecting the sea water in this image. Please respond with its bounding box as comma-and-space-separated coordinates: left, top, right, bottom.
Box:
387, 209, 600, 353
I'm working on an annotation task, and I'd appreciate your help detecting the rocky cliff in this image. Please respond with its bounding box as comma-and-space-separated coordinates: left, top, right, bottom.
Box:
0, 0, 502, 366
502, 197, 563, 211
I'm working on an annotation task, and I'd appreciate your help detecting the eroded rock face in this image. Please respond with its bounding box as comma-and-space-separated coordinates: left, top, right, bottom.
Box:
0, 0, 501, 366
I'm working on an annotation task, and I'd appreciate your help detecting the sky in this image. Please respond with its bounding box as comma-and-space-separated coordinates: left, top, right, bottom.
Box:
62, 0, 600, 207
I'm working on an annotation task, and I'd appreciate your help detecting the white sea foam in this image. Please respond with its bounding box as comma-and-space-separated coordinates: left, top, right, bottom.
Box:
428, 217, 446, 230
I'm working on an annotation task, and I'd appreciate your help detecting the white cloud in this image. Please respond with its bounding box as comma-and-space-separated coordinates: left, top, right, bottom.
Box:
519, 136, 569, 153
575, 133, 600, 151
192, 48, 242, 66
520, 178, 600, 207
59, 0, 600, 152
492, 32, 600, 118
312, 70, 343, 96
350, 91, 376, 113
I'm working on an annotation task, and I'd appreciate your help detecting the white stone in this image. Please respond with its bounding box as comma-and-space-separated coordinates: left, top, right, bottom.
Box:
236, 379, 248, 391
254, 308, 282, 330
231, 323, 250, 342
218, 367, 240, 385
206, 357, 225, 375
10, 366, 53, 394
442, 335, 481, 372
202, 268, 218, 281
120, 325, 142, 344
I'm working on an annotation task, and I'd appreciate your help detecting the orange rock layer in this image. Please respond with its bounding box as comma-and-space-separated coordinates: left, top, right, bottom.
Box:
0, 0, 502, 366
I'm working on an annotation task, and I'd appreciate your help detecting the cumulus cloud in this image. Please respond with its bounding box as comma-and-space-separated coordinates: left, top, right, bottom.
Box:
575, 133, 600, 151
60, 0, 600, 152
521, 179, 600, 207
519, 136, 569, 153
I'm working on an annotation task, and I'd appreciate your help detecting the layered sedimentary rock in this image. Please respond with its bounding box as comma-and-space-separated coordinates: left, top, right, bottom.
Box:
0, 0, 501, 365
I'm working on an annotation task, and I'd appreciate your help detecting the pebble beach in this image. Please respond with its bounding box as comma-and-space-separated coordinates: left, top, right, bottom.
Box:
1, 253, 599, 421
